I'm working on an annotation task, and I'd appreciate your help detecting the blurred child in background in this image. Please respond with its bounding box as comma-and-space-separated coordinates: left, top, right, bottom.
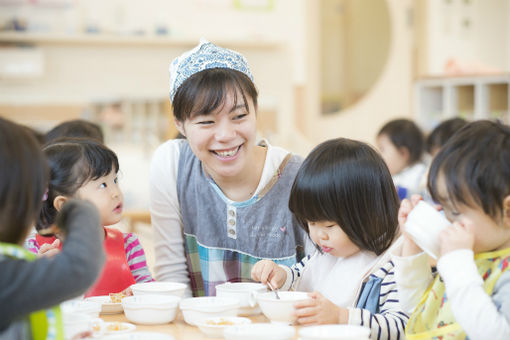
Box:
425, 117, 467, 157
377, 118, 428, 200
0, 117, 105, 339
395, 120, 510, 339
45, 119, 104, 144
252, 138, 407, 339
25, 138, 153, 297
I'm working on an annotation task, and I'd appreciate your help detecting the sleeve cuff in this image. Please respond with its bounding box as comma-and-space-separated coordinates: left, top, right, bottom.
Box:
279, 265, 294, 291
392, 252, 430, 287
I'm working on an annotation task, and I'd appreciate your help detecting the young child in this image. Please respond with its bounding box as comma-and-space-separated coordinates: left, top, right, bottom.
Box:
394, 120, 510, 339
251, 138, 408, 339
0, 117, 105, 339
25, 138, 153, 297
425, 117, 467, 157
376, 118, 428, 200
45, 119, 104, 144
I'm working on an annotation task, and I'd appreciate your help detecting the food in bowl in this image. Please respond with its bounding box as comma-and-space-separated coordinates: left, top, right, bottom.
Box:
215, 282, 267, 315
256, 291, 311, 324
299, 325, 371, 340
122, 295, 181, 325
130, 281, 187, 297
179, 296, 240, 326
197, 316, 251, 338
223, 323, 295, 340
109, 292, 126, 303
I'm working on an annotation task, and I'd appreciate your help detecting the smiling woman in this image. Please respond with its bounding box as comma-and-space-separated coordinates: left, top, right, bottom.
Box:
149, 39, 308, 297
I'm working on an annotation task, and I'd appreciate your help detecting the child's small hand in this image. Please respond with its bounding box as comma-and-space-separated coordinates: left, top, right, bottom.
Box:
293, 291, 347, 325
439, 220, 475, 256
37, 239, 61, 258
251, 260, 286, 289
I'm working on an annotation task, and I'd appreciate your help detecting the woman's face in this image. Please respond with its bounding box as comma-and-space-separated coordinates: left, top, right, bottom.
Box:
176, 89, 258, 182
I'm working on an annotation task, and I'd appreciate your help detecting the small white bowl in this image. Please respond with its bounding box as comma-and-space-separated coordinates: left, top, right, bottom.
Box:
257, 291, 310, 324
223, 323, 295, 340
130, 281, 187, 297
85, 295, 123, 314
299, 325, 371, 340
197, 316, 251, 338
122, 295, 181, 325
215, 282, 267, 316
179, 296, 240, 326
61, 299, 101, 318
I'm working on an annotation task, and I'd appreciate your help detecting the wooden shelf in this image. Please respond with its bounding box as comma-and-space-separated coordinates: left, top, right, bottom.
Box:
0, 31, 282, 49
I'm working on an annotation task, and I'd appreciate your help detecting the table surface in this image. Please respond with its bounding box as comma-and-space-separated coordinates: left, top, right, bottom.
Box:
101, 311, 302, 339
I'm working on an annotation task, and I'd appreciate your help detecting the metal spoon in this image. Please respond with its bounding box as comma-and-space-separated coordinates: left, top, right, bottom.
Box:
266, 281, 281, 300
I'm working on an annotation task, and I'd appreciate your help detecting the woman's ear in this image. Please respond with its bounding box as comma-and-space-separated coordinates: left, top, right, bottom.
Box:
53, 195, 68, 212
174, 118, 186, 137
503, 195, 510, 227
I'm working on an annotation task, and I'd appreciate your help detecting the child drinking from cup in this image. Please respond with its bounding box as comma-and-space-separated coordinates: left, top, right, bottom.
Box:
0, 117, 105, 339
251, 138, 408, 339
26, 138, 153, 297
395, 120, 510, 339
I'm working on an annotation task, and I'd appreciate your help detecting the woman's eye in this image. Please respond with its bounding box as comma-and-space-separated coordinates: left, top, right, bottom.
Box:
197, 120, 214, 125
234, 113, 247, 120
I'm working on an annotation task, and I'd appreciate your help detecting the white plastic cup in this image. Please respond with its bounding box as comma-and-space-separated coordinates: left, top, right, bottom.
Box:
405, 200, 451, 259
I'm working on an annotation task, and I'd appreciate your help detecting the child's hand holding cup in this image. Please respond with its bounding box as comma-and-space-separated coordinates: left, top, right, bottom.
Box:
404, 201, 451, 259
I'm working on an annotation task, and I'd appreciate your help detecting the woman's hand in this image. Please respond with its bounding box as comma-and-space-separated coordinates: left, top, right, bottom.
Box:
37, 239, 61, 258
293, 291, 348, 325
250, 260, 286, 289
439, 220, 475, 256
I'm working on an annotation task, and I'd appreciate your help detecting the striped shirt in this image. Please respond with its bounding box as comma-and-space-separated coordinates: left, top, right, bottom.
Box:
24, 231, 153, 283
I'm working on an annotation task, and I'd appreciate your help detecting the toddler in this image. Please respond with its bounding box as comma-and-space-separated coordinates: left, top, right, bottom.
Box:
25, 138, 153, 297
425, 117, 467, 157
377, 118, 428, 200
395, 120, 510, 339
0, 117, 105, 339
251, 138, 408, 339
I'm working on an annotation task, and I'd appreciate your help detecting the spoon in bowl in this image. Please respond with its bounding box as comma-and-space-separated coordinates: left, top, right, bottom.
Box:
266, 281, 281, 300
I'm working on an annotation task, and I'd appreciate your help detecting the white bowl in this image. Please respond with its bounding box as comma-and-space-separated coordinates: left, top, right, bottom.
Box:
85, 295, 123, 314
197, 316, 251, 338
215, 282, 267, 316
122, 295, 181, 325
179, 296, 240, 326
256, 291, 310, 324
299, 325, 371, 340
130, 281, 187, 297
223, 323, 295, 340
405, 200, 451, 259
61, 299, 101, 318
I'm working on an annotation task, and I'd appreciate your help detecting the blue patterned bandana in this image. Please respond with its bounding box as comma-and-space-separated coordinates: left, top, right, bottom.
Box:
169, 38, 254, 102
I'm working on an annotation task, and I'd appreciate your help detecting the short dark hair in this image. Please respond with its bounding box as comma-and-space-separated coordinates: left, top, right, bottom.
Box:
37, 138, 119, 230
289, 138, 400, 255
0, 117, 48, 244
172, 68, 258, 122
426, 117, 468, 154
377, 119, 425, 164
428, 120, 510, 220
45, 119, 104, 144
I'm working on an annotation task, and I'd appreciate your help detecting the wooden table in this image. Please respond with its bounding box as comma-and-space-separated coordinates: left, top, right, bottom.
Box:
101, 312, 301, 339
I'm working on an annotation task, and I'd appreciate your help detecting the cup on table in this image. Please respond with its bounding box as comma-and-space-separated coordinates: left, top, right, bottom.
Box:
405, 200, 451, 259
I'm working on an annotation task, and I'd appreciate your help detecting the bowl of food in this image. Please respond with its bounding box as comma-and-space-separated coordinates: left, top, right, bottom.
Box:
215, 282, 267, 316
130, 282, 187, 297
223, 323, 295, 340
122, 295, 181, 325
85, 295, 124, 314
299, 325, 371, 340
256, 291, 310, 324
179, 297, 240, 326
196, 316, 251, 338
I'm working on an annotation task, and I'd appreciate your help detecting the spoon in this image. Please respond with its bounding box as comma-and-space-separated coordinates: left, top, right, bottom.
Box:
266, 281, 281, 300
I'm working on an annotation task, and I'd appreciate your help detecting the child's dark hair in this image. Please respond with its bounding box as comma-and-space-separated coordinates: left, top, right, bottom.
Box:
377, 118, 425, 165
426, 117, 467, 154
45, 119, 104, 144
172, 68, 258, 122
36, 138, 119, 230
0, 117, 48, 244
289, 138, 400, 255
428, 120, 510, 220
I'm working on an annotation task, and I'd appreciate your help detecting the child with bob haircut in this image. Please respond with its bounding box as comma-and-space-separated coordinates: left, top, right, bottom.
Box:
377, 118, 427, 200
395, 120, 510, 339
0, 117, 105, 339
25, 138, 153, 297
251, 138, 408, 339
